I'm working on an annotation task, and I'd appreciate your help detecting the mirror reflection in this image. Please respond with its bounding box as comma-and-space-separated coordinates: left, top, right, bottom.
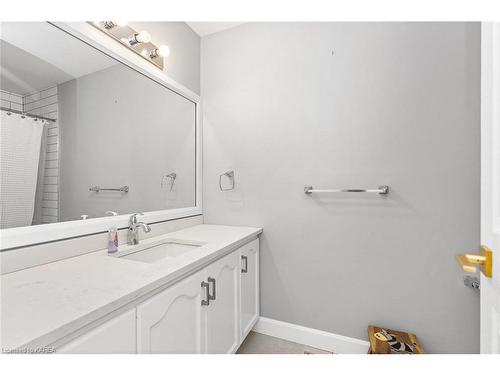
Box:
0, 22, 196, 229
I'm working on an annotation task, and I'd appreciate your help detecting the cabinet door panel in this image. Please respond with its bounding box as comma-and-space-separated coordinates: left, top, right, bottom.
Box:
240, 239, 260, 339
137, 269, 206, 353
205, 251, 240, 354
57, 309, 136, 354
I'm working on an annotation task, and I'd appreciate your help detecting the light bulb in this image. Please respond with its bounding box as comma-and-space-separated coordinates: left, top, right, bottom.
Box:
127, 30, 152, 46
157, 45, 170, 57
150, 45, 170, 59
136, 30, 151, 44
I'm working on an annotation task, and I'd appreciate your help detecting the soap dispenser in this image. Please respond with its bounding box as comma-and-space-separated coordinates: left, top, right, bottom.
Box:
107, 226, 119, 254
106, 211, 119, 254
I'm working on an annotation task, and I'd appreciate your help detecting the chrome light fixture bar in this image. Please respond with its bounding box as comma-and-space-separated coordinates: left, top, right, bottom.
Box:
90, 21, 168, 70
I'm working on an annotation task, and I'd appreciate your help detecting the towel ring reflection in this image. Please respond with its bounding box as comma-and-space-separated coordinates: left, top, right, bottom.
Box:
161, 173, 177, 191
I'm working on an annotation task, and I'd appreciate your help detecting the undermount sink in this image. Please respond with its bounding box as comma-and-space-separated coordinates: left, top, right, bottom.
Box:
113, 239, 206, 263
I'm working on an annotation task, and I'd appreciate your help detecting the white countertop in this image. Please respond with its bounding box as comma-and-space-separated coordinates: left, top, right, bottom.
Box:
0, 224, 262, 350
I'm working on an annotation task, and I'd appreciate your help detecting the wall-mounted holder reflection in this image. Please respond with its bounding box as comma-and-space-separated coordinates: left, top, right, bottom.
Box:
161, 173, 177, 191
219, 170, 235, 191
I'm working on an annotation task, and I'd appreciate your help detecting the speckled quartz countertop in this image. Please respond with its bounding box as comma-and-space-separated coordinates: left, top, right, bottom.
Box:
1, 224, 262, 350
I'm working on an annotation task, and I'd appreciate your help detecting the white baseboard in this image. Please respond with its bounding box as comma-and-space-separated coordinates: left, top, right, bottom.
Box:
252, 317, 370, 354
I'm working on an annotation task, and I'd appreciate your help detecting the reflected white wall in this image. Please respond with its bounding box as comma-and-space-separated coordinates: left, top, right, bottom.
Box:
59, 64, 196, 221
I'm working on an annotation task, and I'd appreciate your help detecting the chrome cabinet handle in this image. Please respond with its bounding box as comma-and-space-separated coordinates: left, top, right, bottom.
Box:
208, 277, 216, 301
241, 255, 248, 273
201, 281, 210, 306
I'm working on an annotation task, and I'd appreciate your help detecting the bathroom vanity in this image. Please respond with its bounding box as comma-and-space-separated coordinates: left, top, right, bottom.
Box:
1, 224, 262, 353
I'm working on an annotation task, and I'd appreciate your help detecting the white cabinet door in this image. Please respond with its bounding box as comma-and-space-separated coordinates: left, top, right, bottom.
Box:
240, 239, 260, 339
57, 309, 136, 354
205, 251, 240, 353
136, 269, 206, 354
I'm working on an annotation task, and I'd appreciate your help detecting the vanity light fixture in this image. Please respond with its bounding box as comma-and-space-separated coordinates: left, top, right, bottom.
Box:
149, 45, 170, 59
127, 30, 151, 46
90, 22, 167, 70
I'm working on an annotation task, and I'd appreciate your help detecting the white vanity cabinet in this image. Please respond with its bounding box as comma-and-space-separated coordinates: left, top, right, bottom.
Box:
136, 269, 207, 354
57, 309, 137, 354
239, 239, 260, 339
205, 250, 240, 353
136, 250, 243, 354
55, 237, 260, 354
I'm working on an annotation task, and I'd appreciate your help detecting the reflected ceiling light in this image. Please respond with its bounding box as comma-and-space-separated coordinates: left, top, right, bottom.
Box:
101, 21, 128, 29
149, 45, 170, 58
102, 21, 117, 29
127, 30, 151, 45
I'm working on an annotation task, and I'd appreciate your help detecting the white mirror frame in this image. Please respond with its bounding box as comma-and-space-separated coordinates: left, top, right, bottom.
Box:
0, 22, 202, 250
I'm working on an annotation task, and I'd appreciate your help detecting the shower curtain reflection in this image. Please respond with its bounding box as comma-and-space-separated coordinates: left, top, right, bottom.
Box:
32, 123, 48, 225
0, 110, 44, 228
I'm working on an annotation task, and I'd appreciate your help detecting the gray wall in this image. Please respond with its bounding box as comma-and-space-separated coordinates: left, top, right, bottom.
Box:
130, 22, 200, 94
201, 22, 480, 353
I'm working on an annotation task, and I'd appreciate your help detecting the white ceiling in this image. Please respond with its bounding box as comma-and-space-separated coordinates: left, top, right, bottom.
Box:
1, 22, 117, 95
0, 40, 75, 95
186, 22, 245, 37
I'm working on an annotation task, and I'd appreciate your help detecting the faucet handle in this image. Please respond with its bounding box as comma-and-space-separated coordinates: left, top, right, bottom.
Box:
129, 212, 144, 224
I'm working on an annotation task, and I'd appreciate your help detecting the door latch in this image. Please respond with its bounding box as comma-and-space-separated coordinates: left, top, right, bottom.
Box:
463, 275, 480, 290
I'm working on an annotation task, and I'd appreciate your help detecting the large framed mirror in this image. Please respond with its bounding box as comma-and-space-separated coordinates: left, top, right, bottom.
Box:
0, 22, 201, 249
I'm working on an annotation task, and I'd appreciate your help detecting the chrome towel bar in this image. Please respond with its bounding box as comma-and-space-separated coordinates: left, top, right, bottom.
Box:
304, 185, 389, 195
89, 185, 129, 193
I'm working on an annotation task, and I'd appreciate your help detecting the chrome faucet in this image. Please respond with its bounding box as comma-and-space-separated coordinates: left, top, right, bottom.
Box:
127, 213, 151, 245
